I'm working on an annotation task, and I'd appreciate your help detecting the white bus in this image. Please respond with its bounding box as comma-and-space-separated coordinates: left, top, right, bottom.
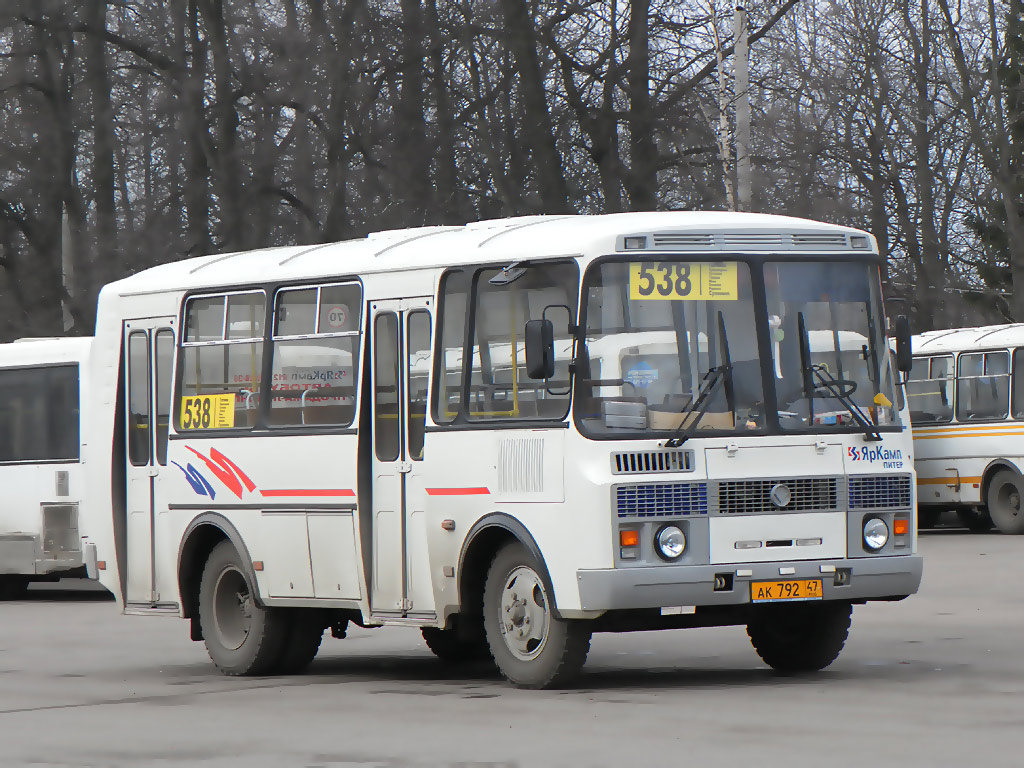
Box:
909, 324, 1024, 534
0, 337, 97, 598
84, 212, 922, 687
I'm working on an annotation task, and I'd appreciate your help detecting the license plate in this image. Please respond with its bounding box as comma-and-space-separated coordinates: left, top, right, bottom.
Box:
750, 579, 823, 603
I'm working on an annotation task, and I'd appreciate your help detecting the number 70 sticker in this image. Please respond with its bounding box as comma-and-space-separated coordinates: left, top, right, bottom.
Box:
628, 262, 738, 301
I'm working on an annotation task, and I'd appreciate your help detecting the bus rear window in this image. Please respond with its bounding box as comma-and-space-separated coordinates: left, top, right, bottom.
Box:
0, 365, 80, 462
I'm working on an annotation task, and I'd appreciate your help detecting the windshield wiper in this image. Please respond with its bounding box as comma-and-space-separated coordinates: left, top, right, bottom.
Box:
797, 312, 881, 442
664, 312, 735, 447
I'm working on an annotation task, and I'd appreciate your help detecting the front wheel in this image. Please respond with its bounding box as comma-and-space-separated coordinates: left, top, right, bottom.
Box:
483, 542, 591, 689
198, 541, 289, 675
747, 602, 852, 673
986, 470, 1024, 534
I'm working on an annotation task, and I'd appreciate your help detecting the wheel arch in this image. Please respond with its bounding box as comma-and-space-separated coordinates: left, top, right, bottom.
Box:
981, 459, 1023, 502
177, 514, 263, 629
456, 513, 561, 621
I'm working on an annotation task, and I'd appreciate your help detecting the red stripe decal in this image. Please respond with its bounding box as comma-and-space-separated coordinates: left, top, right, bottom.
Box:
426, 487, 490, 496
259, 489, 356, 497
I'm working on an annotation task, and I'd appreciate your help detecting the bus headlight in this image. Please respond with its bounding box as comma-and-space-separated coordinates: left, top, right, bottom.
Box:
655, 525, 686, 561
863, 518, 889, 551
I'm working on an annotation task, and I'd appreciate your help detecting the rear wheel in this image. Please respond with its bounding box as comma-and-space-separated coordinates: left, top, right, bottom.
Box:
422, 617, 491, 664
0, 576, 29, 600
747, 602, 852, 673
986, 470, 1024, 534
275, 611, 326, 674
482, 542, 591, 689
198, 541, 289, 675
955, 507, 993, 533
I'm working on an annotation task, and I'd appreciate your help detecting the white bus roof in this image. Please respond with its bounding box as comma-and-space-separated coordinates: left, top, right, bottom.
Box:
912, 324, 1024, 354
0, 336, 92, 366
101, 212, 877, 298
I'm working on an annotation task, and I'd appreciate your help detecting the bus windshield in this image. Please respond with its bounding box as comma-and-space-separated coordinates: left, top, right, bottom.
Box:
765, 260, 898, 431
576, 259, 764, 436
576, 257, 898, 437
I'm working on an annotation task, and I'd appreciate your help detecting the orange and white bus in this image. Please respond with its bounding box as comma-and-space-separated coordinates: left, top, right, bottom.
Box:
909, 324, 1024, 534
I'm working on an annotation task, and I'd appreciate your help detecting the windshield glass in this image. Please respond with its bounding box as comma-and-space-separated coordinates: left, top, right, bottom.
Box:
576, 259, 764, 437
764, 261, 898, 430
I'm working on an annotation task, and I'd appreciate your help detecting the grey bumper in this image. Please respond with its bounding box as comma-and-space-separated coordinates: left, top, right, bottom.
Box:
576, 554, 923, 611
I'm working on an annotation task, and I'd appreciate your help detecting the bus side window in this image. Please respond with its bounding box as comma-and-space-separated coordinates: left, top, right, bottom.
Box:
179, 291, 266, 430
907, 355, 953, 423
269, 282, 361, 427
1013, 349, 1024, 419
433, 270, 469, 423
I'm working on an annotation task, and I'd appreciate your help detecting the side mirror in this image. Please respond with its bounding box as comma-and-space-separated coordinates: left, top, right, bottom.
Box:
894, 315, 913, 374
525, 319, 555, 379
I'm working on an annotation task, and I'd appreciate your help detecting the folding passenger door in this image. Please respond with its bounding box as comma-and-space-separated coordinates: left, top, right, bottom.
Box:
123, 318, 175, 606
369, 297, 435, 618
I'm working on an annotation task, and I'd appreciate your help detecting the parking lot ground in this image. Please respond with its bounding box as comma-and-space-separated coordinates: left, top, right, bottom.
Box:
1, 530, 1022, 768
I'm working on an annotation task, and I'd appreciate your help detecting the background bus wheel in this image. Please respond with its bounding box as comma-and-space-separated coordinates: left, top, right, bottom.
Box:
0, 576, 29, 600
955, 507, 993, 533
482, 542, 591, 689
198, 541, 288, 676
422, 620, 491, 664
747, 602, 852, 673
917, 509, 940, 530
986, 471, 1024, 534
275, 611, 326, 674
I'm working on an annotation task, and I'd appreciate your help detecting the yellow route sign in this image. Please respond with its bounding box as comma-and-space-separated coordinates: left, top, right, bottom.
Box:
629, 261, 738, 301
180, 394, 236, 430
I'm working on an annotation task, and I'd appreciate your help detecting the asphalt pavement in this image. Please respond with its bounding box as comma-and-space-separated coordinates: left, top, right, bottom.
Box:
0, 529, 1021, 768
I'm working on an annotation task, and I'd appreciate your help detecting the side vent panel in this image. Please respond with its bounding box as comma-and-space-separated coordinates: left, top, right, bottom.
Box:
612, 449, 694, 474
498, 438, 545, 494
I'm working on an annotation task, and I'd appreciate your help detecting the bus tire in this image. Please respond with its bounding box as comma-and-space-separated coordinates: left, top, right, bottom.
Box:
198, 541, 289, 676
955, 507, 993, 533
986, 470, 1024, 534
0, 576, 29, 600
275, 611, 326, 674
747, 601, 852, 673
422, 622, 491, 664
482, 542, 591, 689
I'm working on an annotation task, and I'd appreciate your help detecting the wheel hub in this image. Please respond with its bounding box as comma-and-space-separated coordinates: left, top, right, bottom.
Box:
499, 566, 550, 661
212, 566, 252, 651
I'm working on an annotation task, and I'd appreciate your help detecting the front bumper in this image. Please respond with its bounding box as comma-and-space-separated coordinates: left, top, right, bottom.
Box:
576, 554, 923, 611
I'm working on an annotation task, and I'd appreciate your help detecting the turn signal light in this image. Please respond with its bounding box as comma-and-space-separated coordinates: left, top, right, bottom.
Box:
619, 530, 639, 547
893, 519, 909, 535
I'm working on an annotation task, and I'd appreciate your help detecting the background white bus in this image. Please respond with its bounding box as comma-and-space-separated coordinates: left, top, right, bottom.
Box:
0, 337, 97, 598
909, 324, 1024, 534
85, 212, 922, 687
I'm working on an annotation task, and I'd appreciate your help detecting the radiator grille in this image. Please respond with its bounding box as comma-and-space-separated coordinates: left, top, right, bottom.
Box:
612, 449, 693, 474
718, 477, 838, 514
848, 474, 912, 509
616, 482, 708, 518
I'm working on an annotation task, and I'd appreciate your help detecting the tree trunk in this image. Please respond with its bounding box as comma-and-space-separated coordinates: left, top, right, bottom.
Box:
627, 0, 657, 210
497, 0, 572, 213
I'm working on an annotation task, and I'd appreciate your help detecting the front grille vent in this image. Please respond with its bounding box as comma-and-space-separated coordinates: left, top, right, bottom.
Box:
720, 233, 784, 246
612, 449, 694, 474
616, 482, 708, 518
652, 233, 714, 248
848, 474, 912, 509
792, 233, 849, 248
718, 477, 838, 515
